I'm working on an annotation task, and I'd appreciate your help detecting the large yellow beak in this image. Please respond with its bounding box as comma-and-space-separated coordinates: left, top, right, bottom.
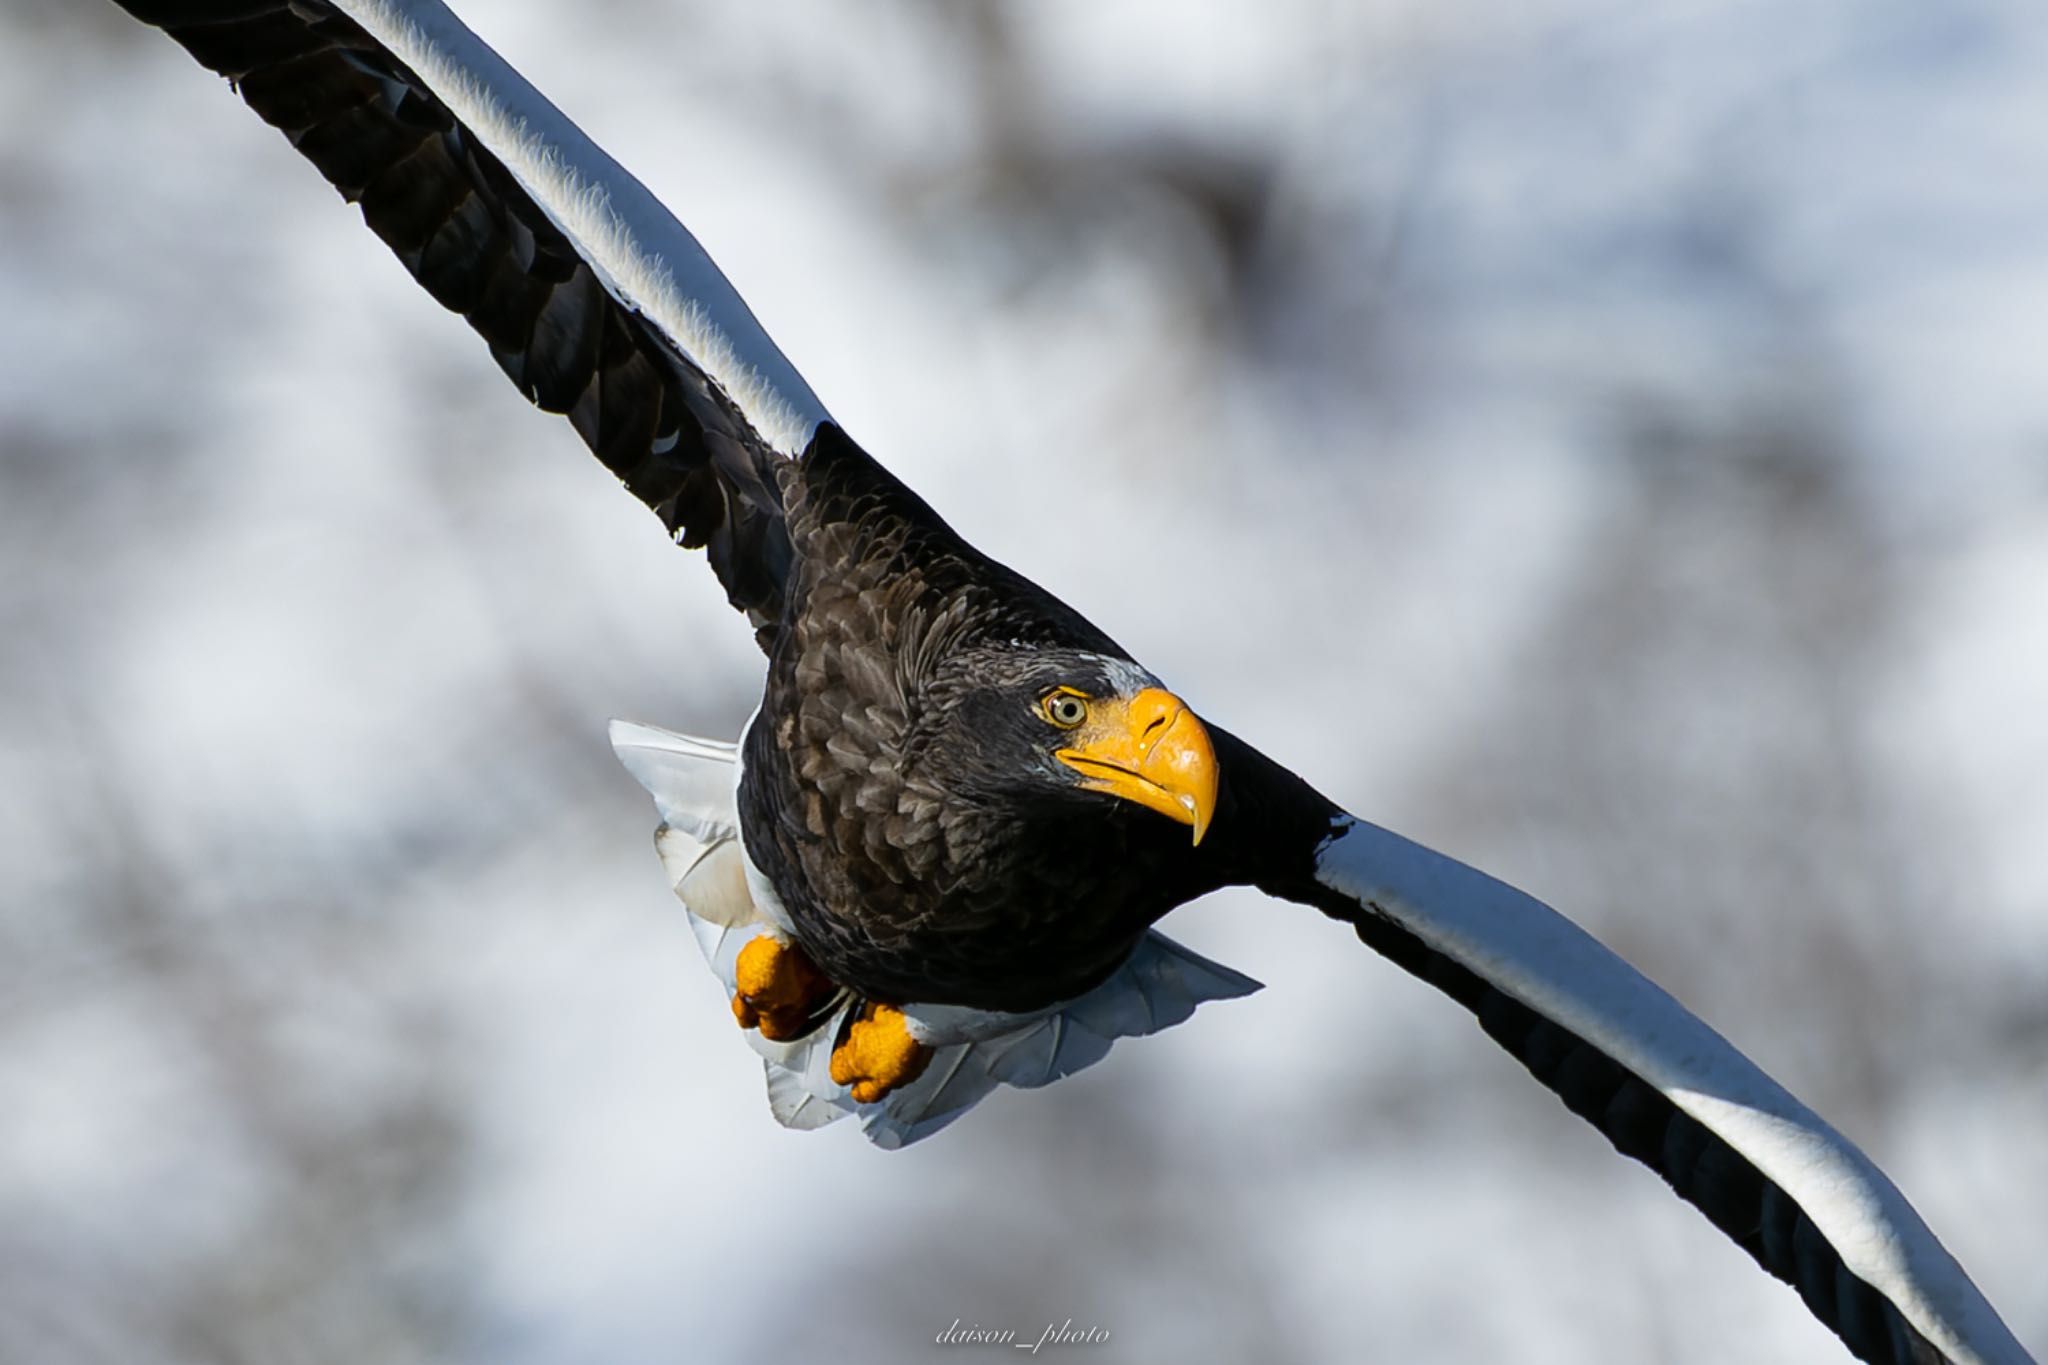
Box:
1055, 687, 1218, 845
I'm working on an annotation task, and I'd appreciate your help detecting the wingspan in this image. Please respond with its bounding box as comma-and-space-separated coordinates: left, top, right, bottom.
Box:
111, 6, 2031, 1358
114, 0, 830, 635
1306, 814, 2031, 1365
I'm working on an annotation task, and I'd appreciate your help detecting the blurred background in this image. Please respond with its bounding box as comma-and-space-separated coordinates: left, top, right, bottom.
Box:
4, 0, 2045, 1361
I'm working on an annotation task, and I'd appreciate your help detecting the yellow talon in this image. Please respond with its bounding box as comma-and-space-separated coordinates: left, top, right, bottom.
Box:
731, 934, 832, 1042
830, 1002, 932, 1104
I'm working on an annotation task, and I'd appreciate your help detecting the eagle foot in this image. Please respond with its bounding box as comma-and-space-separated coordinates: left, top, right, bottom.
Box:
830, 1002, 932, 1104
731, 934, 833, 1042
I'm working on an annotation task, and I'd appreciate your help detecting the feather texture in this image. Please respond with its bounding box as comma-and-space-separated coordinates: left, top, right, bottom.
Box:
616, 718, 1259, 1148
1296, 810, 2028, 1365
114, 0, 822, 632
110, 6, 2033, 1358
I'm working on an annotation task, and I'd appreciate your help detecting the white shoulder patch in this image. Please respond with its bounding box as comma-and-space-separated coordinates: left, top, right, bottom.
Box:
336, 0, 832, 455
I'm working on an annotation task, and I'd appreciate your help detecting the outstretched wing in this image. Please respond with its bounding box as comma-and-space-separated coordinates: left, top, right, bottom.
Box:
113, 0, 833, 635
1305, 814, 2030, 1365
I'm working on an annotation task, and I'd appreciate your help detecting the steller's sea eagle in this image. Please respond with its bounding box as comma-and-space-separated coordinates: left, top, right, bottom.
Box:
106, 3, 2035, 1363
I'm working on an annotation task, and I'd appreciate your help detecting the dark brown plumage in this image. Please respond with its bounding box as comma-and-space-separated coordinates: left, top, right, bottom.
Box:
740, 423, 1230, 1010
103, 4, 2030, 1363
124, 0, 1240, 1015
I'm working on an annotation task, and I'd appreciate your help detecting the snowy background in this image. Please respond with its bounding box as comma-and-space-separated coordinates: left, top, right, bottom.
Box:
3, 1, 2046, 1362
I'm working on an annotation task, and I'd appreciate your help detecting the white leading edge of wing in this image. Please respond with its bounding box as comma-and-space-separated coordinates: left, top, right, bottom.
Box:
1315, 814, 2030, 1365
336, 0, 833, 456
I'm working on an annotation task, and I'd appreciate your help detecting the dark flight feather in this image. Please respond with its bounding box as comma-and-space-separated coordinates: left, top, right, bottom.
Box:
118, 0, 794, 633
106, 5, 2032, 1362
1212, 739, 1954, 1365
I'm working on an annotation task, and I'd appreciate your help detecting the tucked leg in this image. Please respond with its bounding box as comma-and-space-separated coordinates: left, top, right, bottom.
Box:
830, 1002, 933, 1103
731, 934, 833, 1041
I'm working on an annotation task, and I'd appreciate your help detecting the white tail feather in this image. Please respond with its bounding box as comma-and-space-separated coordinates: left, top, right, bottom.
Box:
611, 719, 741, 843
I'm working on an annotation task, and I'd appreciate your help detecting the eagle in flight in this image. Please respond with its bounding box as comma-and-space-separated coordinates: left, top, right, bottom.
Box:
110, 2, 2032, 1363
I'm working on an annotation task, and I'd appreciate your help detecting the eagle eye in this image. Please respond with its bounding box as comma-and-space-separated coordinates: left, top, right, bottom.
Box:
1040, 690, 1089, 729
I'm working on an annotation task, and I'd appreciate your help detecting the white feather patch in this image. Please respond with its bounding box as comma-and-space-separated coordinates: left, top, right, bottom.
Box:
773, 928, 1260, 1149
1314, 815, 2031, 1365
334, 0, 832, 455
612, 719, 741, 844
